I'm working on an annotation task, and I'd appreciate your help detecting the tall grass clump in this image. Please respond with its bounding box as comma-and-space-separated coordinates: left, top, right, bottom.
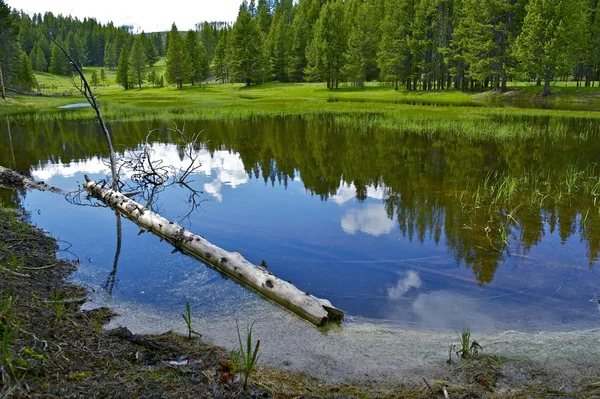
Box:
181, 302, 201, 339
230, 320, 260, 391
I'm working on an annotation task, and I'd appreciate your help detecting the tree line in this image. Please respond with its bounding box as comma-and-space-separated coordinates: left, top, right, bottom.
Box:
2, 0, 600, 95
219, 0, 594, 95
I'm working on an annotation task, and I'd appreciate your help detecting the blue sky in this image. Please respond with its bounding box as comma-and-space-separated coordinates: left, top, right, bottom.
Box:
7, 0, 241, 31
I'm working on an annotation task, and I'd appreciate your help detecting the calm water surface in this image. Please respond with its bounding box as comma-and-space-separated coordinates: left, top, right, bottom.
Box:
1, 114, 599, 333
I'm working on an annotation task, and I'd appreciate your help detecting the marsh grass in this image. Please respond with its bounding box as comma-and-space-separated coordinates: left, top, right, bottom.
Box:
181, 302, 202, 339
5, 80, 600, 141
230, 320, 261, 391
449, 329, 482, 362
457, 164, 600, 252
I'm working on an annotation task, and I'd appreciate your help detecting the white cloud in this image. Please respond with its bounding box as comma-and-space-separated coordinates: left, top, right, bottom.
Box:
31, 157, 107, 181
341, 204, 394, 236
388, 271, 422, 299
30, 144, 249, 202
331, 181, 386, 205
203, 179, 223, 202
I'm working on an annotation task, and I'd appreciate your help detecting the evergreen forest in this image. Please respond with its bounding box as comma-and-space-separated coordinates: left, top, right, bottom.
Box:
1, 0, 599, 96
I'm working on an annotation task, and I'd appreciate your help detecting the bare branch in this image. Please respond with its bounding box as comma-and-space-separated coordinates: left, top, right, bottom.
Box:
50, 38, 119, 191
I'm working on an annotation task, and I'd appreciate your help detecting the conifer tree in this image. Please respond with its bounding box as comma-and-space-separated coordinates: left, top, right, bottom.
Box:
185, 30, 209, 85
49, 39, 70, 75
265, 0, 293, 82
115, 45, 130, 89
343, 1, 379, 86
31, 42, 47, 71
378, 0, 414, 89
514, 0, 587, 95
140, 31, 159, 66
287, 0, 321, 82
14, 51, 37, 91
211, 29, 231, 83
165, 23, 188, 88
304, 1, 347, 88
199, 22, 218, 60
256, 0, 272, 35
230, 1, 264, 85
104, 41, 118, 69
128, 37, 147, 88
90, 69, 100, 86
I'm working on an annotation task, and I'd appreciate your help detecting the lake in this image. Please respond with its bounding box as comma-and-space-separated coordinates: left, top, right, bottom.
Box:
1, 114, 599, 345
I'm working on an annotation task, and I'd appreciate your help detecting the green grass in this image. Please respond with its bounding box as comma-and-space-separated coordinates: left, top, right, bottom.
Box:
230, 320, 260, 391
4, 64, 600, 140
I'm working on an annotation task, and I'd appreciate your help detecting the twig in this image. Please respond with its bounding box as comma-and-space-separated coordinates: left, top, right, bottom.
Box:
20, 262, 61, 271
0, 267, 30, 278
423, 377, 436, 398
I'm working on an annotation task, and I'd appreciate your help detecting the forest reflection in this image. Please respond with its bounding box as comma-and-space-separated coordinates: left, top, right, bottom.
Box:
2, 114, 600, 286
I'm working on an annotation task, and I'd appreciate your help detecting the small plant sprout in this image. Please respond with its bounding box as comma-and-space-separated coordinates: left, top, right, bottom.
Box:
234, 320, 261, 391
181, 302, 201, 339
451, 328, 482, 361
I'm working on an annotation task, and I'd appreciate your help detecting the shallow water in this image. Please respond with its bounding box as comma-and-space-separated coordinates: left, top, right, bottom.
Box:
1, 115, 599, 338
57, 102, 91, 109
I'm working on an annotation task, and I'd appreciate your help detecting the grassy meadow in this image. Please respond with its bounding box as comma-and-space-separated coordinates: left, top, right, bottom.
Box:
3, 58, 600, 140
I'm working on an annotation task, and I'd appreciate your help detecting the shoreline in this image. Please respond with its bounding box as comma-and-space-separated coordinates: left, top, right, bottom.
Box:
1, 199, 600, 397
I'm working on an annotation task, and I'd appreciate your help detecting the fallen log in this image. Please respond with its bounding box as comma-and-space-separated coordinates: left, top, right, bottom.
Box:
84, 177, 344, 327
0, 165, 66, 194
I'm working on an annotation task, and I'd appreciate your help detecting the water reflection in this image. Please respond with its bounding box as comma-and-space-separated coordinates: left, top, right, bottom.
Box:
341, 204, 395, 236
2, 114, 600, 330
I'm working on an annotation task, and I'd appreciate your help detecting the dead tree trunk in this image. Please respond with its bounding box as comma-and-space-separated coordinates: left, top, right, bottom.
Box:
84, 177, 344, 327
0, 62, 6, 100
0, 166, 66, 194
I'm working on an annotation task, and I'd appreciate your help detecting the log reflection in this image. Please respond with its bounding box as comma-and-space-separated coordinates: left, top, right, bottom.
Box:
104, 211, 122, 295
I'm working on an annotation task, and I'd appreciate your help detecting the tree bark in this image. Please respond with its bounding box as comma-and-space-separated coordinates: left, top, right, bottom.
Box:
543, 66, 552, 97
84, 178, 344, 327
0, 62, 5, 100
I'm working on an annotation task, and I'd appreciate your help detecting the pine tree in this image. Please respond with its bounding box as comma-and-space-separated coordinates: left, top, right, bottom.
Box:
287, 0, 321, 82
128, 37, 147, 88
49, 39, 70, 75
66, 31, 88, 66
378, 0, 415, 90
343, 1, 380, 86
230, 1, 264, 85
304, 1, 347, 88
31, 42, 47, 71
450, 0, 521, 91
100, 68, 106, 85
199, 22, 219, 60
211, 29, 230, 83
256, 0, 272, 35
265, 0, 293, 82
90, 69, 100, 86
514, 0, 587, 95
139, 31, 159, 66
14, 51, 37, 91
165, 23, 188, 88
577, 0, 600, 86
104, 41, 118, 69
116, 45, 130, 89
185, 30, 209, 85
